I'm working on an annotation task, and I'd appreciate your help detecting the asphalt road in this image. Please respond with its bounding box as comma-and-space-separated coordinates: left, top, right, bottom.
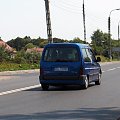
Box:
0, 62, 120, 120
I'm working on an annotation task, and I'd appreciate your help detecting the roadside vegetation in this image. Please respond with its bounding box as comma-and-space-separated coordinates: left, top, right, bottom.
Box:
0, 47, 41, 72
0, 63, 39, 72
0, 29, 120, 72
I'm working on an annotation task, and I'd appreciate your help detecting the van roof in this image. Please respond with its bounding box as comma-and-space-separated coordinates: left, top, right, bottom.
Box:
45, 43, 90, 48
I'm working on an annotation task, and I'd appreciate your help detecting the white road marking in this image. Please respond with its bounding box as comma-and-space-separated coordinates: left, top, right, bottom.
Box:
0, 84, 41, 96
103, 66, 120, 73
107, 68, 116, 72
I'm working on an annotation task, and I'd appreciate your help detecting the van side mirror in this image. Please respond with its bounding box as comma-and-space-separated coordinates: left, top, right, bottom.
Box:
96, 57, 101, 62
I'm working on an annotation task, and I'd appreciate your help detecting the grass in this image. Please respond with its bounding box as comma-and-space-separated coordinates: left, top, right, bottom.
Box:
0, 62, 39, 72
96, 55, 120, 62
96, 55, 110, 62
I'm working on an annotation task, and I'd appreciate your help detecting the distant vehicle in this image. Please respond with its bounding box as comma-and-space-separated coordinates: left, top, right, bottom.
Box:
39, 43, 102, 90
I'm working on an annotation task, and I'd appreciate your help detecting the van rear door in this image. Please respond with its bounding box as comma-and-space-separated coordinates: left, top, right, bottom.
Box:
41, 45, 81, 80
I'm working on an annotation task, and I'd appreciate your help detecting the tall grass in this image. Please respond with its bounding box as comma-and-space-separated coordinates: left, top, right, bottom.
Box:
0, 62, 39, 72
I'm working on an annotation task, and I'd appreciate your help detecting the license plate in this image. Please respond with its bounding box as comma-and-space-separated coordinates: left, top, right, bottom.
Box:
54, 67, 68, 71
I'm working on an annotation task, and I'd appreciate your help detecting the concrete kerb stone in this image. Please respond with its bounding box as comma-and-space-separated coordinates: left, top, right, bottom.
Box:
0, 69, 39, 76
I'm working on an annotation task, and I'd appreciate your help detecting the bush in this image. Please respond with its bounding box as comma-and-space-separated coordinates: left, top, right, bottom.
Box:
24, 52, 41, 64
0, 47, 11, 62
14, 56, 26, 64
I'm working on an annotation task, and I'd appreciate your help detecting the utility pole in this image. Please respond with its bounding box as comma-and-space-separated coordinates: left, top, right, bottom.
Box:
83, 0, 86, 42
44, 0, 53, 43
108, 16, 111, 59
118, 20, 120, 41
118, 20, 120, 59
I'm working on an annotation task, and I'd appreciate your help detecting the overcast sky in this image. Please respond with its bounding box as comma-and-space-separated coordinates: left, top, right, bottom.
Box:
0, 0, 120, 42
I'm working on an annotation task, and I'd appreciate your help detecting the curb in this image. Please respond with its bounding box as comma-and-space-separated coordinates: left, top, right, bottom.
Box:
0, 69, 39, 75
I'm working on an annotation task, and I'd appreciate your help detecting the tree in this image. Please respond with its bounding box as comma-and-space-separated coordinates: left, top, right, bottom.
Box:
69, 37, 87, 44
7, 37, 24, 51
24, 43, 35, 50
53, 38, 66, 43
91, 29, 109, 56
7, 36, 48, 50
91, 29, 106, 46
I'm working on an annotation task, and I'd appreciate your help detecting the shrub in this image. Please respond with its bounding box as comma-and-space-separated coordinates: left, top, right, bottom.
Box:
14, 56, 26, 64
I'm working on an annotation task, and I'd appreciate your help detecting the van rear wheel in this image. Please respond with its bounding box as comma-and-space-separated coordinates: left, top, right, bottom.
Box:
41, 84, 49, 90
82, 77, 89, 89
95, 73, 101, 85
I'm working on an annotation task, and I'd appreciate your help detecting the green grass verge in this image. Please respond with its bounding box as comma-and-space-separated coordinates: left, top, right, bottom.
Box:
96, 55, 120, 62
96, 55, 110, 62
0, 62, 39, 72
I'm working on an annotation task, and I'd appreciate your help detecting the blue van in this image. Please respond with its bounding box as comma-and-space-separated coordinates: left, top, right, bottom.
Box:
39, 43, 102, 90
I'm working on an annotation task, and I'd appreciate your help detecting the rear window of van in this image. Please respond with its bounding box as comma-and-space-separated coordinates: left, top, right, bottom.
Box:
43, 47, 79, 62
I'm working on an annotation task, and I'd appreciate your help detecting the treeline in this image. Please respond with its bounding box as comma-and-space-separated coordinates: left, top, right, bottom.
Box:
7, 29, 120, 57
0, 36, 86, 64
6, 36, 87, 51
7, 36, 47, 51
3, 29, 120, 63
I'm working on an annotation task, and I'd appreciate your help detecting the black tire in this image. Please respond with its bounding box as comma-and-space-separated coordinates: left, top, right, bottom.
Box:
95, 73, 101, 85
82, 77, 89, 89
41, 84, 49, 90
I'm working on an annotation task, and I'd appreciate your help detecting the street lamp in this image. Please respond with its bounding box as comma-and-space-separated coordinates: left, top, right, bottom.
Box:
118, 20, 120, 59
108, 8, 120, 60
118, 20, 120, 41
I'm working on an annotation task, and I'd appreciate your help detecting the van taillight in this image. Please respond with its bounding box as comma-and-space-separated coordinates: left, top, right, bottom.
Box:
80, 68, 84, 76
40, 67, 43, 75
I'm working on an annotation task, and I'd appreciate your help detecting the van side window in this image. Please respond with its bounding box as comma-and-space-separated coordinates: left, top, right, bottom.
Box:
82, 49, 91, 62
44, 49, 49, 61
85, 49, 93, 62
87, 49, 96, 62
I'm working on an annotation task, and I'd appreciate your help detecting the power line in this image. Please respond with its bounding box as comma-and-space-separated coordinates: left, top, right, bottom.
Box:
51, 1, 82, 14
57, 0, 82, 9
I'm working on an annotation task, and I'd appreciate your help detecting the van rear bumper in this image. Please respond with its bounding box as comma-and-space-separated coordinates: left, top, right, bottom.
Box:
39, 75, 87, 86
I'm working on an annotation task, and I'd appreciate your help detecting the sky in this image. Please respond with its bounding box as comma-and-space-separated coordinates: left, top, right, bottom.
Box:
0, 0, 120, 42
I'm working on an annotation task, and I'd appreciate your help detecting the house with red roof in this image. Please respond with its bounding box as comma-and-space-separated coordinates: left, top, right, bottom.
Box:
0, 38, 14, 52
26, 47, 43, 55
